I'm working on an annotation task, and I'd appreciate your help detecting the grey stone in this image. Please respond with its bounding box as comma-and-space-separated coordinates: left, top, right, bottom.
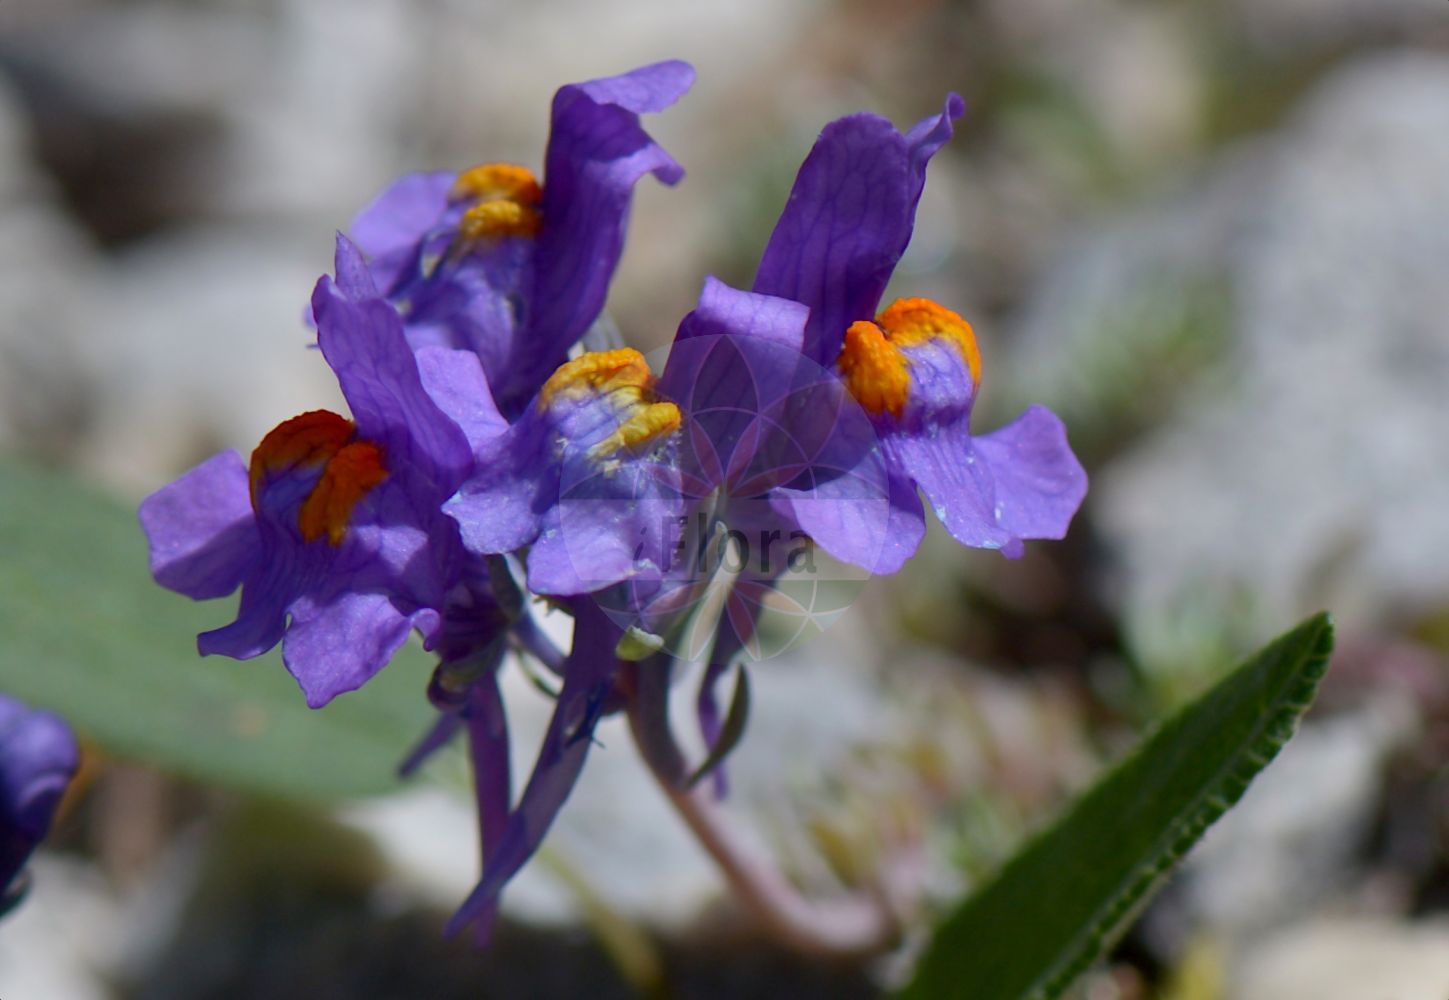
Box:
1227, 0, 1444, 53
1177, 698, 1416, 937
0, 76, 104, 460
1012, 53, 1449, 657
78, 226, 342, 495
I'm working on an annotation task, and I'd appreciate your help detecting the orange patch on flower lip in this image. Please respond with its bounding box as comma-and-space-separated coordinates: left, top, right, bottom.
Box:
589, 400, 682, 460
835, 297, 982, 418
249, 410, 355, 503
249, 409, 389, 545
838, 321, 911, 418
540, 348, 654, 405
459, 199, 542, 240
539, 349, 681, 459
450, 163, 543, 204
875, 298, 981, 388
296, 440, 388, 545
451, 162, 543, 240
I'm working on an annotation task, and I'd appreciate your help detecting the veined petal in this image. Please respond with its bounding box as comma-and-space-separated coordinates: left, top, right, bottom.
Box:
567, 59, 697, 118
753, 96, 963, 365
885, 420, 1016, 554
407, 242, 533, 387
869, 330, 1005, 550
449, 347, 684, 596
525, 475, 684, 597
145, 244, 482, 703
445, 418, 557, 558
188, 448, 457, 672
343, 497, 462, 612
501, 62, 694, 410
140, 450, 257, 601
665, 276, 808, 358
773, 464, 921, 575
659, 277, 812, 494
848, 312, 1084, 559
349, 171, 455, 293
666, 336, 764, 493
973, 405, 1088, 545
343, 64, 692, 417
413, 345, 508, 454
659, 277, 808, 405
745, 363, 882, 499
314, 235, 474, 495
196, 547, 304, 660
753, 114, 910, 366
281, 590, 435, 708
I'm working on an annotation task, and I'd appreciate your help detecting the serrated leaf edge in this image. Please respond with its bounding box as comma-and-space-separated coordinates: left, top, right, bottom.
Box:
898, 613, 1334, 1000
1027, 613, 1334, 1000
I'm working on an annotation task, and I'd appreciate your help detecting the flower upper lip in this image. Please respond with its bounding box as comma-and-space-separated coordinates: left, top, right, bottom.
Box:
751, 94, 966, 368
347, 60, 695, 420
746, 93, 1086, 571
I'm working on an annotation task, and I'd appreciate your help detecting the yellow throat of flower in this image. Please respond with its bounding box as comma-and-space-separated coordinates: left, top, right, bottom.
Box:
249, 410, 388, 545
451, 162, 544, 240
540, 349, 682, 460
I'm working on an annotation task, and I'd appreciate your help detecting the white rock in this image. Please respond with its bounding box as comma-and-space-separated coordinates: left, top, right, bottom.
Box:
1234, 917, 1449, 1000
0, 857, 121, 1000
1014, 53, 1449, 657
78, 226, 342, 495
1179, 697, 1416, 936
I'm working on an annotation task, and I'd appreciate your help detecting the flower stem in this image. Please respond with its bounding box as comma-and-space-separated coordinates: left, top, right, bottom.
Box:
625, 693, 901, 958
512, 610, 567, 677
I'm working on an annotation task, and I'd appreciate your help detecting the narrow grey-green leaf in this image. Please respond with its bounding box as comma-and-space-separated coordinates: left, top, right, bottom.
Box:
687, 664, 751, 790
0, 458, 438, 799
899, 612, 1334, 1000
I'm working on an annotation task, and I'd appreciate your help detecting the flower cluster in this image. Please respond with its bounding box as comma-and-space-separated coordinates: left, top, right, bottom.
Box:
1, 694, 79, 915
141, 61, 1085, 939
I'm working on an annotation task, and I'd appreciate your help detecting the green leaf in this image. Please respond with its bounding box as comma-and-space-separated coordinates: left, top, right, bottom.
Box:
0, 458, 438, 799
687, 664, 751, 790
899, 612, 1334, 1000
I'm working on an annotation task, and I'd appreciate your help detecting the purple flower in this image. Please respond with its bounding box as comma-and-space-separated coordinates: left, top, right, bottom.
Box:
445, 276, 889, 618
135, 71, 1091, 952
755, 97, 1087, 571
443, 277, 892, 813
1, 695, 78, 907
648, 276, 895, 605
349, 61, 695, 417
445, 343, 686, 601
140, 235, 504, 707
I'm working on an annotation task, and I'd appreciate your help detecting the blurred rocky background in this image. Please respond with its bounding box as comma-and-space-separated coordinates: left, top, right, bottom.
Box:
2, 0, 1448, 997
